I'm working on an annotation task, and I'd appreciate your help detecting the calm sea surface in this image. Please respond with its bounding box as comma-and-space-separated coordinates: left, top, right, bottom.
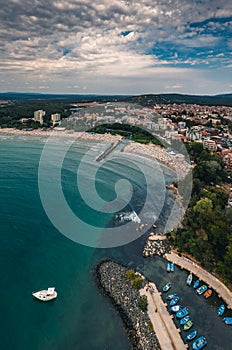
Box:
0, 135, 231, 350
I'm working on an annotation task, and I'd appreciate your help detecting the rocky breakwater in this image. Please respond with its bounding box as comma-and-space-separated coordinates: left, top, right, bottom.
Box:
95, 260, 161, 350
143, 233, 171, 257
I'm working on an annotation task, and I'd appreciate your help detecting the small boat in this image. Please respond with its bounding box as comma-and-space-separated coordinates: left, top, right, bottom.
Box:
193, 280, 200, 289
167, 262, 171, 272
170, 295, 180, 306
204, 289, 212, 299
163, 282, 171, 292
196, 285, 208, 295
186, 330, 197, 341
166, 293, 177, 301
184, 320, 193, 331
176, 307, 189, 319
223, 317, 232, 325
32, 287, 57, 302
218, 304, 225, 316
170, 263, 175, 272
192, 336, 207, 349
180, 315, 191, 325
170, 304, 181, 313
186, 273, 193, 286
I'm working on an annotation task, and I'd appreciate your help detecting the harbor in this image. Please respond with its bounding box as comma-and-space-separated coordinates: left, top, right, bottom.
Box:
164, 251, 232, 309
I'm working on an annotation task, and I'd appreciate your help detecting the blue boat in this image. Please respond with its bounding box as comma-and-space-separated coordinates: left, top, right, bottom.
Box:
176, 307, 189, 319
166, 293, 177, 301
170, 295, 180, 306
186, 330, 197, 341
223, 317, 232, 325
196, 285, 207, 295
163, 282, 171, 292
170, 304, 181, 313
180, 315, 191, 325
192, 336, 207, 349
170, 262, 175, 272
193, 279, 200, 289
218, 304, 225, 316
167, 262, 171, 272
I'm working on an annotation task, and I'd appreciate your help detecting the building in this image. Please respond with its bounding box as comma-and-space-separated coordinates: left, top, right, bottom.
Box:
203, 139, 217, 152
51, 113, 61, 125
34, 110, 45, 125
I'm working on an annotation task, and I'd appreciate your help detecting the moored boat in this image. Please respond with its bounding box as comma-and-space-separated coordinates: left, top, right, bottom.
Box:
192, 336, 207, 349
186, 330, 197, 341
170, 262, 175, 272
184, 320, 193, 331
163, 282, 171, 292
170, 304, 181, 313
186, 273, 193, 286
193, 279, 200, 289
180, 315, 191, 325
32, 287, 57, 302
176, 307, 189, 319
196, 285, 207, 295
218, 304, 225, 316
166, 293, 177, 301
170, 295, 180, 306
167, 262, 171, 272
223, 317, 232, 325
204, 289, 212, 299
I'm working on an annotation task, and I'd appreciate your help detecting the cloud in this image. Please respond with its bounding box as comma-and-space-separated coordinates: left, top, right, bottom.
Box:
0, 0, 231, 94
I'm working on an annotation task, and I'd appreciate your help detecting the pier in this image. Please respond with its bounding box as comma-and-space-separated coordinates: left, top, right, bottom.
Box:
95, 140, 122, 161
140, 283, 187, 350
164, 251, 232, 309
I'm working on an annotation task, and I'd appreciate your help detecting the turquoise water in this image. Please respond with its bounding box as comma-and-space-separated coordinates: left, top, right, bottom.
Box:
0, 136, 231, 350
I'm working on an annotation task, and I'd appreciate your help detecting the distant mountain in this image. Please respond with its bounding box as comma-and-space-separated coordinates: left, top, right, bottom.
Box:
1, 92, 232, 106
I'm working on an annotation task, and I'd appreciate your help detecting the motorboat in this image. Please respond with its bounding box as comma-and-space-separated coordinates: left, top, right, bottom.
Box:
223, 317, 232, 325
170, 295, 180, 306
163, 282, 171, 292
184, 320, 193, 331
170, 304, 181, 313
32, 287, 57, 301
196, 285, 208, 295
176, 307, 189, 319
186, 273, 193, 286
218, 304, 225, 316
167, 262, 171, 272
204, 289, 212, 299
170, 263, 175, 272
166, 293, 177, 301
180, 315, 191, 325
193, 280, 200, 289
186, 330, 197, 341
192, 336, 207, 349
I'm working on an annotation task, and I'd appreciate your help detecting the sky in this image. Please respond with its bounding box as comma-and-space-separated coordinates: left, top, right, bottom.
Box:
0, 0, 231, 95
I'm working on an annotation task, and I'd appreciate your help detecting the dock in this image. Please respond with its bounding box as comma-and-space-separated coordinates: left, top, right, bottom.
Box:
140, 283, 188, 350
164, 251, 232, 309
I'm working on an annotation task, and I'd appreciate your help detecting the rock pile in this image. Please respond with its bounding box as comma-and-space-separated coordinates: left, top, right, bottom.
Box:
143, 234, 171, 257
95, 260, 161, 350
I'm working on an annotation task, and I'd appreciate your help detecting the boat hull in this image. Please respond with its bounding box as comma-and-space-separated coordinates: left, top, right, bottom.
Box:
32, 290, 57, 302
192, 336, 207, 349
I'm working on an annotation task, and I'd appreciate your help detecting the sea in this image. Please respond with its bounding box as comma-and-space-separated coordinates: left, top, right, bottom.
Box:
0, 135, 231, 350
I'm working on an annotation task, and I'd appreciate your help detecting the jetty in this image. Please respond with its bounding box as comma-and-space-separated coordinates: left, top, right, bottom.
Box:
140, 283, 187, 350
95, 140, 122, 161
164, 251, 232, 309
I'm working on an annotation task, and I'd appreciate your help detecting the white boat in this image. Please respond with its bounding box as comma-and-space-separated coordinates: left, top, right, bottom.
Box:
32, 287, 57, 301
186, 273, 193, 286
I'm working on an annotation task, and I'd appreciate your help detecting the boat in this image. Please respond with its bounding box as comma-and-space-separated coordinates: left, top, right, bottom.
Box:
166, 293, 177, 301
176, 307, 189, 319
196, 285, 208, 295
170, 262, 175, 272
170, 304, 181, 313
218, 304, 225, 316
170, 295, 180, 306
204, 289, 212, 299
32, 287, 57, 301
223, 317, 232, 325
186, 330, 197, 341
167, 262, 171, 272
180, 315, 191, 325
186, 273, 193, 286
184, 320, 193, 331
163, 282, 171, 292
192, 336, 207, 349
193, 280, 200, 289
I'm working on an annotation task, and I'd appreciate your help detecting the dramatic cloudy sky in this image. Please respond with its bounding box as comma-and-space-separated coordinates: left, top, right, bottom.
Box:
0, 0, 231, 94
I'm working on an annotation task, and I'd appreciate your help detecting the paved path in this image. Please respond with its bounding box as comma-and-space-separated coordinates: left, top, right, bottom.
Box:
140, 283, 187, 350
164, 251, 232, 309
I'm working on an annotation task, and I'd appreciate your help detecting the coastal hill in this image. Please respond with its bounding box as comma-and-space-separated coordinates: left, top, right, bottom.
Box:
1, 92, 232, 106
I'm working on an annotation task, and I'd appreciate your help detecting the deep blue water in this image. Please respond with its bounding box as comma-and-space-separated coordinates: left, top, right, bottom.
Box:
0, 135, 231, 350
